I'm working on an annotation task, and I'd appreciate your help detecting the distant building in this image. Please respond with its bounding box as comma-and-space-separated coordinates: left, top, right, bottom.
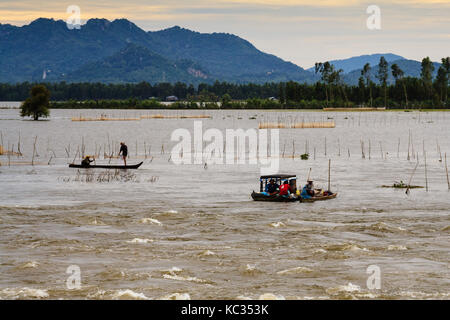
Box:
166, 96, 179, 102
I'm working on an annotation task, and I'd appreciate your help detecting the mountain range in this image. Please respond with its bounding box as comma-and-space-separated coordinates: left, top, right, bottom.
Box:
0, 18, 442, 85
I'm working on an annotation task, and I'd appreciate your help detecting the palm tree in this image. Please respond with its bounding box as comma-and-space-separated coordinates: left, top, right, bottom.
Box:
315, 62, 333, 106
421, 57, 435, 99
361, 63, 373, 107
391, 64, 408, 108
376, 57, 389, 108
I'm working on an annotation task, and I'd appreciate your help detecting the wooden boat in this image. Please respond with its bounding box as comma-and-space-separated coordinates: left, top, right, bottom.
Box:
251, 191, 299, 202
381, 184, 423, 189
251, 174, 338, 203
69, 162, 143, 170
299, 192, 337, 203
252, 174, 299, 202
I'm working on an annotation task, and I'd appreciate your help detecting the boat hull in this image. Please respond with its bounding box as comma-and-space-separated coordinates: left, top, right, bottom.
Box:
299, 193, 337, 202
251, 191, 299, 202
69, 162, 143, 170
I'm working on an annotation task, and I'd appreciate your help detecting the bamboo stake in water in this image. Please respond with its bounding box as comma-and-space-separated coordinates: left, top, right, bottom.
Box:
144, 142, 147, 159
379, 141, 383, 159
338, 138, 341, 157
407, 131, 411, 161
8, 141, 11, 167
328, 159, 331, 191
445, 153, 449, 190
292, 140, 295, 159
424, 151, 428, 192
32, 136, 37, 166
72, 147, 79, 164
406, 160, 419, 195
17, 132, 22, 157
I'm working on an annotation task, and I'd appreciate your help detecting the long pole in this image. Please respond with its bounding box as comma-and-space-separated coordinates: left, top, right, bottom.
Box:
424, 151, 428, 192
328, 159, 331, 191
445, 153, 449, 190
406, 161, 419, 195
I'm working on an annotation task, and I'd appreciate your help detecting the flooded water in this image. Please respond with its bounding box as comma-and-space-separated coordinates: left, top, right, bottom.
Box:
0, 107, 449, 300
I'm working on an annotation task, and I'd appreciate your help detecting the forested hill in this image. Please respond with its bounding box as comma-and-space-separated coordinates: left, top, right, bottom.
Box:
0, 18, 314, 84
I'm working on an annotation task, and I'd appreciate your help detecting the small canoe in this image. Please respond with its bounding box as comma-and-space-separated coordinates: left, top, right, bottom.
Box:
251, 191, 299, 202
69, 162, 143, 170
299, 193, 337, 203
381, 185, 423, 189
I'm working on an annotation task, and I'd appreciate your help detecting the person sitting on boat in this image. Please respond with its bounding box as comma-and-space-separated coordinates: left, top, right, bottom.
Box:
301, 180, 315, 199
289, 179, 297, 194
81, 156, 94, 167
265, 179, 279, 195
279, 180, 291, 198
119, 142, 128, 166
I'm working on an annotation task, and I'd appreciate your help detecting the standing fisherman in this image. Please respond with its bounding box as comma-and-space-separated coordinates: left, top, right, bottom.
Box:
119, 142, 128, 166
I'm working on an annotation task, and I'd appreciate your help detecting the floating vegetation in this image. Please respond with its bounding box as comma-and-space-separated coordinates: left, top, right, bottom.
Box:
140, 114, 211, 119
59, 169, 143, 183
381, 181, 424, 189
301, 153, 309, 160
72, 116, 140, 122
0, 145, 21, 156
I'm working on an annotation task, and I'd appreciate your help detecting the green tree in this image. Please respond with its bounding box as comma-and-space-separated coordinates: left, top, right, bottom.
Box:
435, 66, 448, 104
361, 63, 373, 107
391, 63, 408, 108
278, 82, 286, 104
20, 85, 50, 120
315, 62, 333, 105
221, 93, 232, 107
421, 57, 435, 99
441, 57, 450, 103
357, 76, 366, 104
330, 68, 347, 106
376, 56, 389, 108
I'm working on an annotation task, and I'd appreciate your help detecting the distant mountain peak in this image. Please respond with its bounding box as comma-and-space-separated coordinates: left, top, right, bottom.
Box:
28, 17, 66, 27
307, 53, 406, 74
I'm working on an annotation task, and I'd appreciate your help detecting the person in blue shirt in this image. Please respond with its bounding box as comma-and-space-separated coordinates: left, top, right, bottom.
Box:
301, 180, 315, 199
265, 179, 279, 195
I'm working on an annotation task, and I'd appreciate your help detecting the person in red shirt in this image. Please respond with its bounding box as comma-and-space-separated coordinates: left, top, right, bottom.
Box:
279, 180, 290, 197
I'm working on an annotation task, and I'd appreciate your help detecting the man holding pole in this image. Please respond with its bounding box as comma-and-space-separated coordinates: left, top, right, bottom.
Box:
119, 142, 128, 166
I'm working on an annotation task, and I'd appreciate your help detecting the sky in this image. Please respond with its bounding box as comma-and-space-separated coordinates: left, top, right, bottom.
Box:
0, 0, 449, 68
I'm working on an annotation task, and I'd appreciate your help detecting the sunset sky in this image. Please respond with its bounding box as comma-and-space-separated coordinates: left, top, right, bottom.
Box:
1, 0, 449, 68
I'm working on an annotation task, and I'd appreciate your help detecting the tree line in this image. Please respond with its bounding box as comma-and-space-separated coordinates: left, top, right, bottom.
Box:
5, 56, 450, 110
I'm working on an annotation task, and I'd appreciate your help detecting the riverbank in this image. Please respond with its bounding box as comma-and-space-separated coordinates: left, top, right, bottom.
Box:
49, 99, 450, 111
